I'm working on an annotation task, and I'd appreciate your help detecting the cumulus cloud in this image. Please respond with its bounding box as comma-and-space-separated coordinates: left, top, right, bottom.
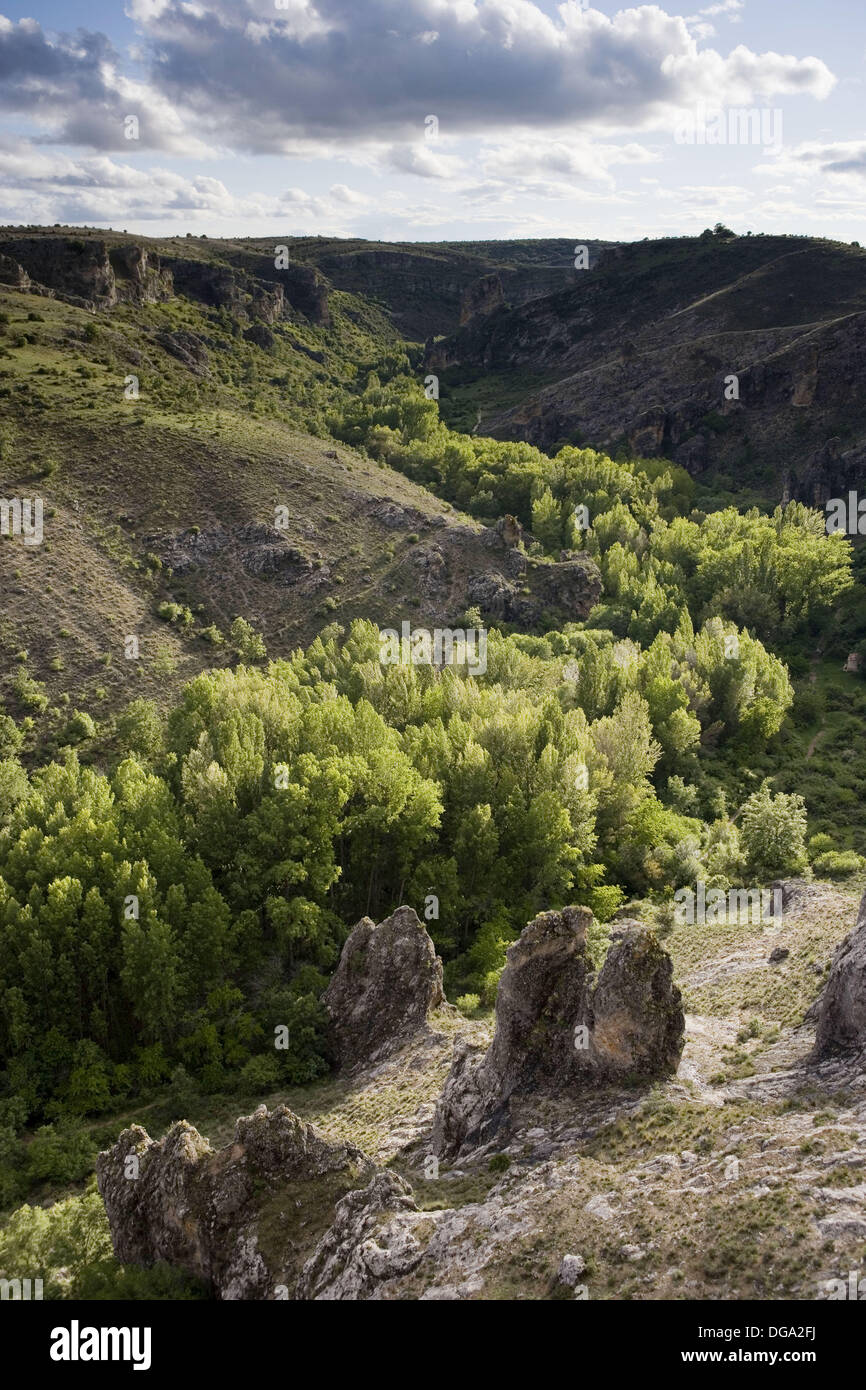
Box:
0, 140, 366, 226
0, 15, 209, 153
755, 139, 866, 184
385, 142, 464, 178
481, 136, 659, 187
0, 3, 836, 156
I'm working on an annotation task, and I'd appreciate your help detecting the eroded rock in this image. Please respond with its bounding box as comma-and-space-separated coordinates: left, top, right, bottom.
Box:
323, 905, 446, 1072
812, 890, 866, 1058
297, 1172, 423, 1300
432, 908, 683, 1157
96, 1105, 374, 1299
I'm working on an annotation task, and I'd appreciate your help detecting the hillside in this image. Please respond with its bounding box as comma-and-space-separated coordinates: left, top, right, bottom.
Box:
424, 232, 866, 503
0, 231, 601, 727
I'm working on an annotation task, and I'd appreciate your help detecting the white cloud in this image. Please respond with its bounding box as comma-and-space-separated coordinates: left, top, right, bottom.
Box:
0, 141, 365, 227
481, 136, 659, 187
756, 139, 866, 183
0, 3, 833, 156
384, 142, 464, 178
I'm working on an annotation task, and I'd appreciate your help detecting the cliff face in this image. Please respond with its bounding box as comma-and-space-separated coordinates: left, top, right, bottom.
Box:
424, 235, 866, 504
310, 241, 607, 339
167, 252, 330, 325
0, 232, 331, 324
0, 236, 122, 307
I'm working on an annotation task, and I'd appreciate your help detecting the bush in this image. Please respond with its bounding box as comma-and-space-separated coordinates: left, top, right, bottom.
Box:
62, 710, 96, 744
455, 993, 481, 1016
233, 1054, 280, 1093
11, 670, 48, 713
812, 850, 865, 878
230, 617, 267, 663
808, 832, 835, 857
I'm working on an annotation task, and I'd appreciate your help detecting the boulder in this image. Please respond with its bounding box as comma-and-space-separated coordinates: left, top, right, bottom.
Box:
770, 878, 812, 915
432, 908, 683, 1157
96, 1105, 375, 1299
323, 905, 445, 1072
812, 890, 866, 1058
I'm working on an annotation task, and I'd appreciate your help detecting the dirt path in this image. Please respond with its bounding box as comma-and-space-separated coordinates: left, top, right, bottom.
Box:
807, 727, 825, 760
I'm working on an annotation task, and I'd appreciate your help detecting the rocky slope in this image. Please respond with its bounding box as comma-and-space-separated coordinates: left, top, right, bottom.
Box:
96, 884, 866, 1300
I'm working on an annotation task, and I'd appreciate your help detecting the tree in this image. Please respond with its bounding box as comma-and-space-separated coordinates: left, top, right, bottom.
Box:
739, 784, 807, 879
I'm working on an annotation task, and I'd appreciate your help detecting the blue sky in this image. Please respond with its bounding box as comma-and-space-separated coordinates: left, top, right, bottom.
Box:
0, 0, 864, 242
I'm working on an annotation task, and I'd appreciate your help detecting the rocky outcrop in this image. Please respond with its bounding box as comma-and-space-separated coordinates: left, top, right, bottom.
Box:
0, 236, 117, 307
466, 550, 601, 626
0, 232, 331, 323
243, 322, 276, 351
323, 906, 445, 1072
108, 244, 173, 304
812, 890, 866, 1058
0, 235, 172, 308
96, 1105, 375, 1299
460, 272, 504, 326
0, 253, 31, 290
296, 1172, 423, 1299
432, 909, 684, 1157
155, 329, 210, 376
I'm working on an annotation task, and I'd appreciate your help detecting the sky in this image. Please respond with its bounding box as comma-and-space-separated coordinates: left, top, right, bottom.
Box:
0, 0, 864, 243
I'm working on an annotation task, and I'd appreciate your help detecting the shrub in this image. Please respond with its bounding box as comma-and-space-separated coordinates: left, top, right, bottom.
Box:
812, 850, 865, 878
455, 993, 481, 1016
62, 710, 96, 744
229, 617, 267, 663
808, 833, 835, 858
233, 1054, 280, 1093
11, 670, 48, 712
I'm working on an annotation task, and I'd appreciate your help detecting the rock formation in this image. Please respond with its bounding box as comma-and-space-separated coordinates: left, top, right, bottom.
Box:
812, 890, 866, 1058
459, 272, 505, 326
296, 1171, 423, 1300
323, 905, 446, 1071
96, 1105, 375, 1299
432, 908, 684, 1157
